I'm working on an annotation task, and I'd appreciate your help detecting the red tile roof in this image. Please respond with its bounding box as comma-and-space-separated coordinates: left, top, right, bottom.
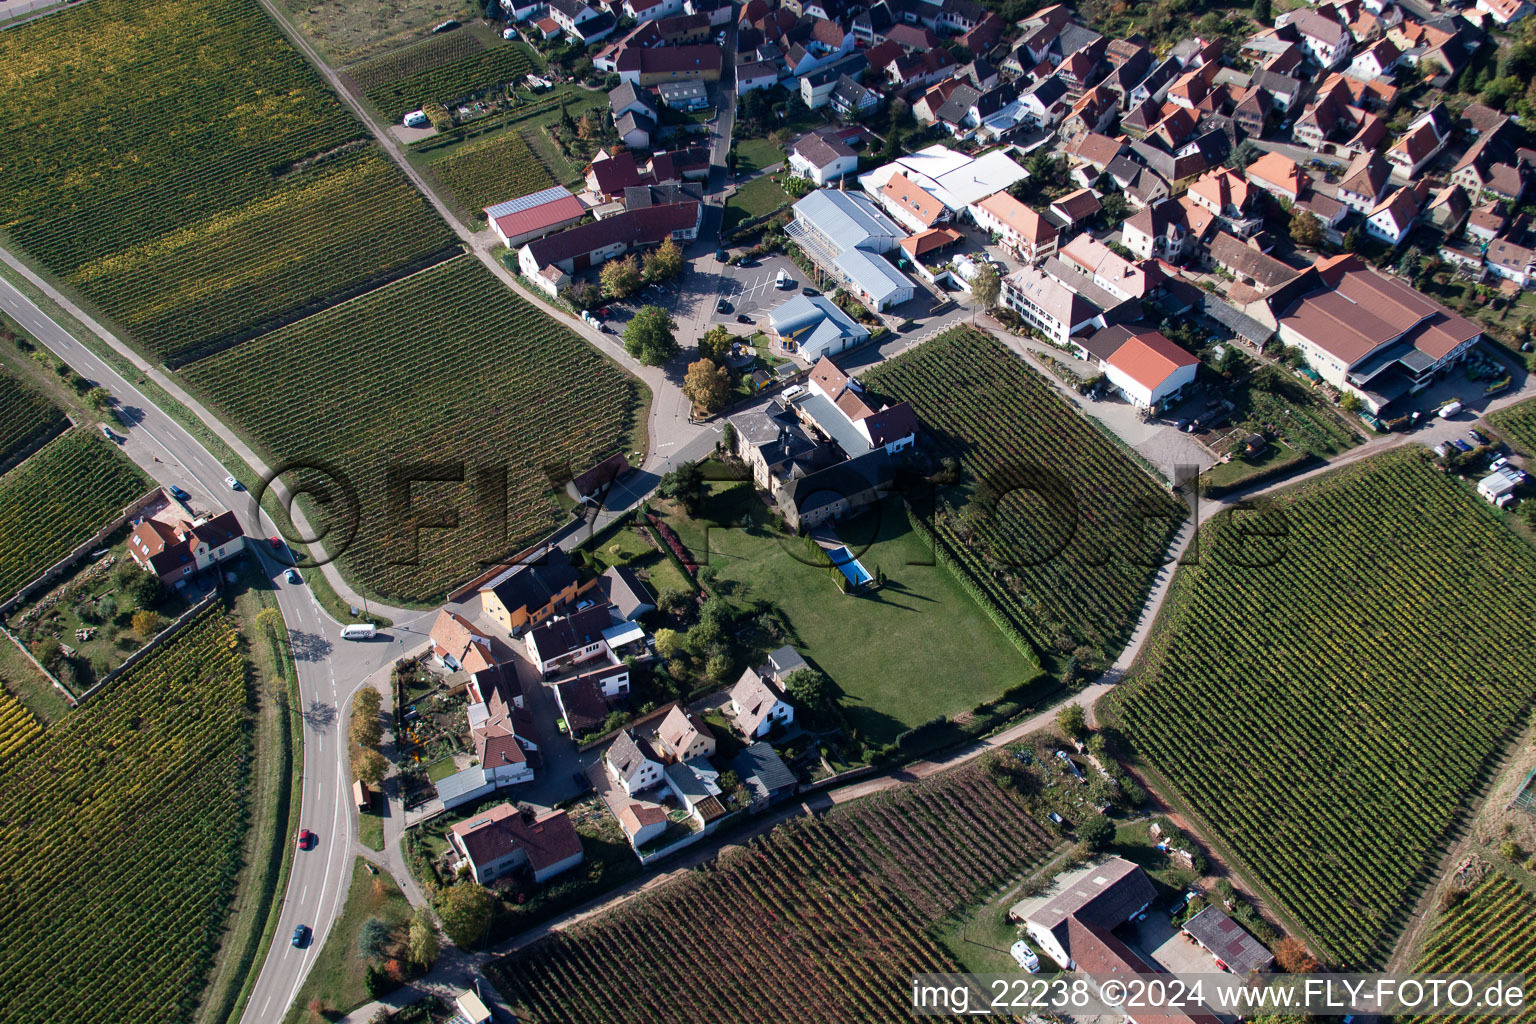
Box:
1105, 329, 1198, 391
486, 188, 585, 241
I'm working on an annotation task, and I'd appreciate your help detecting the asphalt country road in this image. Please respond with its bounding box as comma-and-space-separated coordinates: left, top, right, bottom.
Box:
0, 272, 442, 1023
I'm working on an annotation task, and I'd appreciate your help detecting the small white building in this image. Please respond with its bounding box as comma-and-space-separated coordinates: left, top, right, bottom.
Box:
607, 729, 665, 794
787, 132, 858, 186
1478, 465, 1525, 503
1100, 328, 1200, 411
729, 667, 794, 739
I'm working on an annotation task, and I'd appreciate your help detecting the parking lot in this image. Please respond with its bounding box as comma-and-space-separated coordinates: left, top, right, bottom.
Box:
710, 253, 808, 327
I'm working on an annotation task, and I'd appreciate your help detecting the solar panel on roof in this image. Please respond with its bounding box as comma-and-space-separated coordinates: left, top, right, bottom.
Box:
485, 186, 575, 218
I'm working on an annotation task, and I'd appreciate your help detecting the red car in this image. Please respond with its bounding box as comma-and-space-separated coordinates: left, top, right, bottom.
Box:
297, 829, 315, 850
268, 536, 283, 549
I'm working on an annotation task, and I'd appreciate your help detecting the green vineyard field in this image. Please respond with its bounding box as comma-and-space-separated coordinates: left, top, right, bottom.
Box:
0, 607, 252, 1024
490, 766, 1058, 1023
182, 256, 645, 603
0, 364, 67, 475
366, 42, 541, 121
1490, 396, 1536, 455
0, 0, 451, 364
1114, 451, 1536, 966
0, 429, 151, 597
863, 326, 1185, 667
1414, 874, 1536, 1024
347, 29, 484, 90
0, 685, 41, 767
430, 130, 558, 216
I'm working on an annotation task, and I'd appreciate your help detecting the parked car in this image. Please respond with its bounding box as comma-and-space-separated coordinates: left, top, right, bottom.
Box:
297, 829, 315, 850
715, 249, 728, 262
736, 313, 753, 324
1469, 428, 1490, 446
225, 475, 243, 491
776, 270, 793, 289
716, 299, 733, 313
291, 924, 310, 948
168, 485, 190, 502
100, 425, 118, 442
801, 287, 819, 297
1438, 400, 1464, 418
286, 568, 302, 584
1491, 456, 1510, 471
1451, 438, 1473, 453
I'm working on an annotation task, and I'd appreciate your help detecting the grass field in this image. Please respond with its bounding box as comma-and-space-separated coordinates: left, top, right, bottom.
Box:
429, 129, 558, 217
285, 0, 479, 63
864, 326, 1185, 669
722, 175, 791, 232
0, 639, 69, 725
732, 137, 784, 175
0, 363, 67, 475
582, 524, 693, 597
365, 40, 541, 121
0, 606, 252, 1024
1112, 451, 1536, 967
0, 0, 453, 366
284, 858, 413, 1023
1413, 873, 1536, 1024
0, 428, 150, 598
182, 256, 646, 603
490, 766, 1058, 1023
665, 487, 1044, 745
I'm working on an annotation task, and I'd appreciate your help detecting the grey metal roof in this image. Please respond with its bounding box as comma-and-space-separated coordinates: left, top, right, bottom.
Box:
798, 391, 872, 455
731, 741, 796, 794
833, 247, 911, 305
792, 189, 904, 251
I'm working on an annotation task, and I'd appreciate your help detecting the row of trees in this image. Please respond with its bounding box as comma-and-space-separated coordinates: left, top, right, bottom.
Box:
352, 686, 387, 789
598, 237, 684, 301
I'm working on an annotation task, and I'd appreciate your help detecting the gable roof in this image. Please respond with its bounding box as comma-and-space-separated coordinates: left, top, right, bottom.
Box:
731, 741, 796, 797
523, 201, 697, 266
881, 172, 946, 228
451, 804, 582, 874
730, 667, 785, 736
1104, 329, 1199, 391
977, 191, 1058, 245
607, 729, 659, 783
658, 705, 714, 756
482, 548, 581, 616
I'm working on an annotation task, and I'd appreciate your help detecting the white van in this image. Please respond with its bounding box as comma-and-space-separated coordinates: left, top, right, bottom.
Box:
1438, 400, 1464, 419
776, 270, 792, 289
340, 624, 377, 640
403, 110, 429, 128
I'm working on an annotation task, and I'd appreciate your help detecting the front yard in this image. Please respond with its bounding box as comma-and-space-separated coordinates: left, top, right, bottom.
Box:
723, 175, 791, 232
660, 485, 1050, 746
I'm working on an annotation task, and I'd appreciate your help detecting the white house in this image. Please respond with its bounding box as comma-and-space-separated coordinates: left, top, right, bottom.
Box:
1348, 37, 1399, 81
971, 191, 1059, 264
1486, 238, 1536, 289
788, 132, 858, 186
1477, 0, 1534, 26
448, 803, 584, 884
1001, 264, 1104, 347
617, 802, 668, 847
1364, 185, 1423, 248
768, 294, 870, 361
1478, 465, 1525, 502
623, 0, 683, 23
737, 58, 780, 96
1290, 10, 1351, 69
729, 667, 794, 739
657, 705, 717, 762
1099, 328, 1200, 411
126, 508, 247, 585
607, 729, 665, 794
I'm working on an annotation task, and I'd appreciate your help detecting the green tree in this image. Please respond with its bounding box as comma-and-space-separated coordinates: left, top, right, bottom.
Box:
1077, 813, 1114, 850
971, 262, 1000, 311
255, 606, 285, 640
124, 566, 163, 609
652, 627, 682, 660
86, 388, 113, 412
705, 653, 734, 684
600, 253, 642, 299
1252, 0, 1271, 24
131, 609, 164, 639
358, 916, 391, 959
351, 694, 383, 751
407, 906, 440, 967
682, 358, 732, 414
1057, 702, 1089, 741
656, 459, 704, 515
1339, 392, 1361, 412
784, 668, 837, 718
781, 175, 817, 200
353, 748, 388, 789
623, 305, 680, 366
643, 237, 684, 282
438, 882, 496, 948
1290, 210, 1323, 248
698, 324, 734, 364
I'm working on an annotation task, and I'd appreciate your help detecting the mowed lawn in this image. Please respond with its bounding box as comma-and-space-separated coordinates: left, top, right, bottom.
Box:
722, 175, 790, 232
678, 487, 1043, 745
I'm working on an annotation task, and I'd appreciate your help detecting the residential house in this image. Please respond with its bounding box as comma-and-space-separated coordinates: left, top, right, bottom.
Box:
622, 0, 683, 24
1091, 326, 1201, 411
878, 171, 950, 234
767, 294, 870, 361
728, 401, 823, 492
1250, 68, 1302, 113
617, 802, 668, 847
730, 667, 795, 739
616, 43, 722, 85
730, 742, 797, 808
607, 729, 665, 794
1364, 182, 1427, 248
1467, 202, 1507, 245
1477, 0, 1534, 26
800, 54, 870, 109
614, 109, 655, 149
657, 79, 710, 110
830, 76, 881, 120
1486, 238, 1536, 289
1290, 10, 1352, 69
1451, 122, 1533, 204
479, 548, 591, 634
657, 705, 716, 762
608, 80, 658, 122
127, 508, 246, 585
1208, 232, 1298, 296
1122, 197, 1218, 263
1386, 103, 1452, 179
737, 58, 780, 95
485, 186, 586, 248
1065, 131, 1128, 188
518, 201, 699, 294
1348, 36, 1399, 80
524, 604, 624, 677
1186, 168, 1262, 237
1266, 254, 1481, 411
1424, 185, 1471, 237
783, 189, 915, 311
1017, 75, 1072, 130
1062, 86, 1118, 137
788, 132, 858, 187
1336, 151, 1391, 215
429, 609, 495, 674
470, 684, 536, 789
972, 191, 1059, 263
552, 675, 610, 737
1012, 856, 1158, 969
449, 803, 584, 884
592, 564, 656, 621
1048, 188, 1101, 233
1244, 151, 1308, 203
1002, 264, 1105, 347
1056, 234, 1163, 302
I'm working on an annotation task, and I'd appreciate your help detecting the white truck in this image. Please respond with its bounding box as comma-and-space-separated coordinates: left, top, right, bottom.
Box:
340, 624, 377, 640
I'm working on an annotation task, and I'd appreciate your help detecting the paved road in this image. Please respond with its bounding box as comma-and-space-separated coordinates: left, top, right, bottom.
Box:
0, 266, 439, 1024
